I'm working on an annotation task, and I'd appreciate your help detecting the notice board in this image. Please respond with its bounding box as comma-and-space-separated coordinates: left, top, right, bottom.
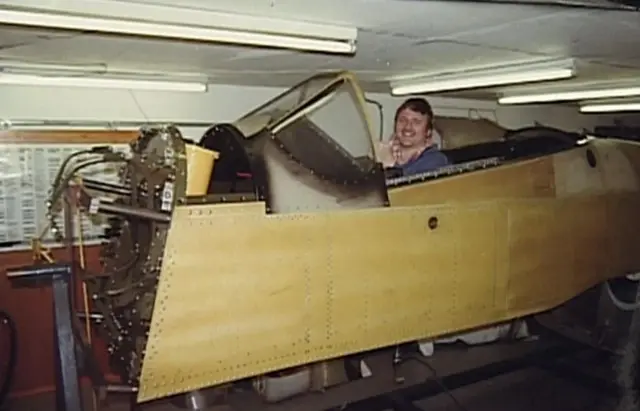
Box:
0, 130, 137, 248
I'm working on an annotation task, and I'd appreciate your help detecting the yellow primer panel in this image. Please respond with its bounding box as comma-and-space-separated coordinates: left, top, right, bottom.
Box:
140, 202, 502, 400
138, 139, 640, 401
139, 200, 635, 400
387, 155, 556, 206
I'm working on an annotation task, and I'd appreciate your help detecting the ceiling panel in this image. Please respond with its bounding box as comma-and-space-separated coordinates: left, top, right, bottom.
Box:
448, 9, 640, 67
209, 50, 342, 72
378, 41, 548, 77
372, 2, 564, 38
140, 0, 566, 38
0, 30, 241, 73
0, 26, 75, 50
126, 0, 419, 27
569, 14, 640, 62
0, 32, 124, 63
318, 31, 415, 71
0, 0, 638, 94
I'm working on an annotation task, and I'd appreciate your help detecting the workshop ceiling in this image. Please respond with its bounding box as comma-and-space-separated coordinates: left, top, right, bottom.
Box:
0, 0, 638, 98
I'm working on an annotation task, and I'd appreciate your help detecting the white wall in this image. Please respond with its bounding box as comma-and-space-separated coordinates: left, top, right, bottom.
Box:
0, 84, 283, 139
0, 83, 637, 143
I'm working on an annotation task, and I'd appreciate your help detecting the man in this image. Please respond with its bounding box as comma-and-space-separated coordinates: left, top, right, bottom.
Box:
378, 97, 450, 175
380, 98, 530, 368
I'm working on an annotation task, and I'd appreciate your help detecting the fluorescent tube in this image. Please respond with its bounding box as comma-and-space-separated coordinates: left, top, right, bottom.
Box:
0, 73, 207, 92
390, 59, 575, 95
580, 102, 640, 113
0, 8, 356, 54
499, 86, 640, 105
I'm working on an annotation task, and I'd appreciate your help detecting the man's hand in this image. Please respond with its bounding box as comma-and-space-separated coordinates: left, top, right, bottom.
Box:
376, 141, 395, 167
376, 136, 402, 167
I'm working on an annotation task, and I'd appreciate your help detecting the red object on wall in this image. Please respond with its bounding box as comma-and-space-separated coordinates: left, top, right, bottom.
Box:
0, 245, 119, 398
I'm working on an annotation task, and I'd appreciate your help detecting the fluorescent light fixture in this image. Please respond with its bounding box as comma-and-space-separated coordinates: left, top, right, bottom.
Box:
499, 85, 640, 105
390, 58, 576, 95
0, 73, 207, 92
0, 8, 356, 54
580, 102, 640, 113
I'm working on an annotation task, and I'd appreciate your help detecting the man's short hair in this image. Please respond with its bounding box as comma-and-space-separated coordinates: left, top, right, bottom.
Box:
394, 98, 434, 131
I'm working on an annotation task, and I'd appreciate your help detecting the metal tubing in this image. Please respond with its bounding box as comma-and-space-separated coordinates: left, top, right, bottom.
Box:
6, 264, 76, 280
105, 384, 138, 393
97, 201, 171, 223
76, 312, 105, 321
76, 187, 169, 222
63, 190, 77, 290
82, 178, 133, 197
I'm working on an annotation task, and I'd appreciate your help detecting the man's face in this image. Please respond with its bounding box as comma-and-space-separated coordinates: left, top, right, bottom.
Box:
394, 107, 432, 148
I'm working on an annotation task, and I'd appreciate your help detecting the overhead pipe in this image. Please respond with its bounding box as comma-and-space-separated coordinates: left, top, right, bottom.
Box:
402, 0, 639, 11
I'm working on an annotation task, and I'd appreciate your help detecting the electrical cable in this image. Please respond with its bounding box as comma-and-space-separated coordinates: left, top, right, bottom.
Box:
604, 278, 640, 312
50, 146, 111, 195
47, 156, 128, 242
50, 153, 124, 212
405, 355, 471, 411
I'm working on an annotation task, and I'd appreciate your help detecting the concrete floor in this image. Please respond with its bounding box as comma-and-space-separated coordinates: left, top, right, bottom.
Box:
5, 361, 618, 411
4, 330, 621, 411
5, 367, 617, 411
413, 368, 615, 411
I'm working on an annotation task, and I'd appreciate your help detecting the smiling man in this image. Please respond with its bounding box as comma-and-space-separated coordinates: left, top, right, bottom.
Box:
379, 97, 450, 175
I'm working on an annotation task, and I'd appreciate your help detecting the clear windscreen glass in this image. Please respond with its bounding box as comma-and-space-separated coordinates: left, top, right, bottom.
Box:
232, 74, 340, 138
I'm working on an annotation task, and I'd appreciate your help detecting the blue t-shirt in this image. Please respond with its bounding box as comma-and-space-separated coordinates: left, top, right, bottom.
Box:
400, 146, 450, 176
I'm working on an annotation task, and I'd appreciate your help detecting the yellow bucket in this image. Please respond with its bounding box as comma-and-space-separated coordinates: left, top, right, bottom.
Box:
185, 143, 220, 196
